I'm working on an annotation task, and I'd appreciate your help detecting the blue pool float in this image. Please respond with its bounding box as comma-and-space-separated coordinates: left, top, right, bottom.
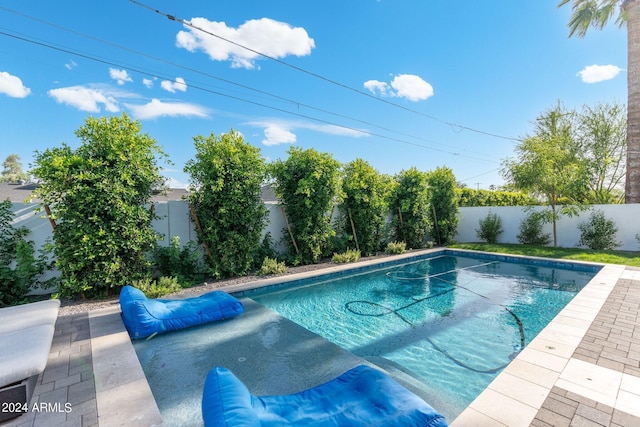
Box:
119, 285, 244, 339
202, 364, 448, 427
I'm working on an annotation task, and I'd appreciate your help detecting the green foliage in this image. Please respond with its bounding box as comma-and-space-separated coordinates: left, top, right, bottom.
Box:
259, 257, 288, 276
185, 130, 268, 278
270, 147, 341, 264
517, 211, 552, 246
557, 0, 625, 38
0, 199, 56, 306
578, 210, 620, 250
389, 168, 430, 249
339, 159, 390, 255
385, 241, 406, 255
427, 167, 459, 245
501, 103, 589, 246
331, 248, 361, 264
30, 114, 167, 298
458, 188, 538, 207
574, 102, 626, 204
476, 211, 503, 244
252, 233, 278, 269
150, 236, 208, 287
132, 276, 182, 299
1, 154, 29, 183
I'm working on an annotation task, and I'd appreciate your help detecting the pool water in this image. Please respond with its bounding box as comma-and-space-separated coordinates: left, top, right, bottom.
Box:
250, 254, 598, 419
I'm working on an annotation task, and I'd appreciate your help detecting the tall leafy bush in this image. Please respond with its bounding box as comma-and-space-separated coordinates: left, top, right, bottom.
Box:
339, 159, 390, 256
270, 147, 341, 264
0, 200, 55, 306
30, 113, 167, 297
389, 167, 430, 249
578, 210, 621, 250
184, 130, 268, 278
427, 167, 459, 245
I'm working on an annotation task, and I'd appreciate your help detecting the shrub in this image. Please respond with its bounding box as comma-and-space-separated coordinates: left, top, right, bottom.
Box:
427, 167, 459, 245
476, 212, 503, 244
389, 168, 430, 249
340, 159, 390, 256
259, 257, 288, 276
30, 113, 167, 298
0, 200, 56, 306
132, 276, 182, 298
578, 210, 620, 250
517, 211, 552, 246
151, 236, 209, 287
185, 130, 268, 278
331, 249, 361, 264
385, 241, 406, 255
270, 147, 341, 264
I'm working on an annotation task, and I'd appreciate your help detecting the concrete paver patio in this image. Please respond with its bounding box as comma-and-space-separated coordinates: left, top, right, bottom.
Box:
2, 251, 639, 427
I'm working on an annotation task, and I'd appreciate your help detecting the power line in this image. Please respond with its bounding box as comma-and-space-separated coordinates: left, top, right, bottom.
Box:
129, 0, 523, 143
0, 6, 501, 162
0, 29, 503, 164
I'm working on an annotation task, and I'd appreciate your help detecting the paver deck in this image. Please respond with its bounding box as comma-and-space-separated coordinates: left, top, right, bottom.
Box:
2, 252, 639, 427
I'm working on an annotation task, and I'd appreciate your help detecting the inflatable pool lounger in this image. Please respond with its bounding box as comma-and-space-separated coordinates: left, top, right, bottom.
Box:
119, 285, 244, 339
202, 364, 448, 427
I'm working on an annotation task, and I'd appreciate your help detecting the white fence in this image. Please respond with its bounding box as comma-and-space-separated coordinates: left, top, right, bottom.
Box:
10, 201, 640, 275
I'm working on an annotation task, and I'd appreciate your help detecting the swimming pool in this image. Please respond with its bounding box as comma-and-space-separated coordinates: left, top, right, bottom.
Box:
249, 252, 599, 420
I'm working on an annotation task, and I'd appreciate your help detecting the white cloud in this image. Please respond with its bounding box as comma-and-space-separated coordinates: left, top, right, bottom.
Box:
0, 71, 31, 98
160, 77, 187, 93
364, 80, 390, 96
176, 17, 315, 69
249, 119, 367, 146
109, 68, 133, 85
263, 124, 297, 146
125, 98, 208, 120
577, 64, 622, 83
390, 74, 433, 101
364, 74, 433, 101
142, 78, 154, 88
65, 60, 78, 70
48, 85, 119, 112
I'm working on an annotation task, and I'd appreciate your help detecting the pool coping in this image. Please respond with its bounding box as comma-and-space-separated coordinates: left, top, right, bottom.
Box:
86, 248, 636, 426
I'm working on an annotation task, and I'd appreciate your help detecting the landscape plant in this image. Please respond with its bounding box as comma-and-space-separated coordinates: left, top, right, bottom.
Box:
150, 236, 209, 287
132, 276, 182, 298
385, 241, 406, 255
427, 167, 459, 245
331, 248, 361, 264
259, 257, 288, 276
0, 199, 55, 306
30, 113, 167, 297
517, 211, 552, 246
577, 210, 621, 250
389, 167, 430, 249
476, 211, 503, 244
185, 130, 268, 278
270, 147, 341, 264
339, 159, 390, 255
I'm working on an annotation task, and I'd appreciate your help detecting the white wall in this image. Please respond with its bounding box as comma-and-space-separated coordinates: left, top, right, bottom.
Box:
456, 204, 640, 251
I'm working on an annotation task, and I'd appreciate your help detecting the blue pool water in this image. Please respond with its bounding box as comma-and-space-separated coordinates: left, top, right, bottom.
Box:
250, 253, 599, 419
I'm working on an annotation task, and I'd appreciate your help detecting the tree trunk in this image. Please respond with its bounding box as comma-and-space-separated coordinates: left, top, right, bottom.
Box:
624, 0, 640, 202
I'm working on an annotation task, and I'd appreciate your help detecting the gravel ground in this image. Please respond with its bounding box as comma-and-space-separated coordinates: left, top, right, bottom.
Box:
57, 254, 395, 317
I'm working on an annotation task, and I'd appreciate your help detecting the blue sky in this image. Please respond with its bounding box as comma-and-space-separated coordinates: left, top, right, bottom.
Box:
0, 1, 627, 189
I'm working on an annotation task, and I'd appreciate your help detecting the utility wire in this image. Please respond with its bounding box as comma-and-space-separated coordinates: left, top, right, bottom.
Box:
0, 29, 504, 163
0, 5, 500, 162
129, 0, 523, 143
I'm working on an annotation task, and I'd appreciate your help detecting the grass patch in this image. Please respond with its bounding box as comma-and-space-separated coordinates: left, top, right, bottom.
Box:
449, 243, 640, 267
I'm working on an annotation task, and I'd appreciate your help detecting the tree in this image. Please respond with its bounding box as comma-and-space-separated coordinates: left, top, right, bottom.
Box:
501, 104, 589, 246
389, 167, 430, 249
427, 167, 459, 245
575, 102, 626, 203
340, 159, 390, 256
30, 113, 167, 298
270, 147, 341, 264
184, 130, 268, 278
558, 0, 639, 203
1, 154, 28, 183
